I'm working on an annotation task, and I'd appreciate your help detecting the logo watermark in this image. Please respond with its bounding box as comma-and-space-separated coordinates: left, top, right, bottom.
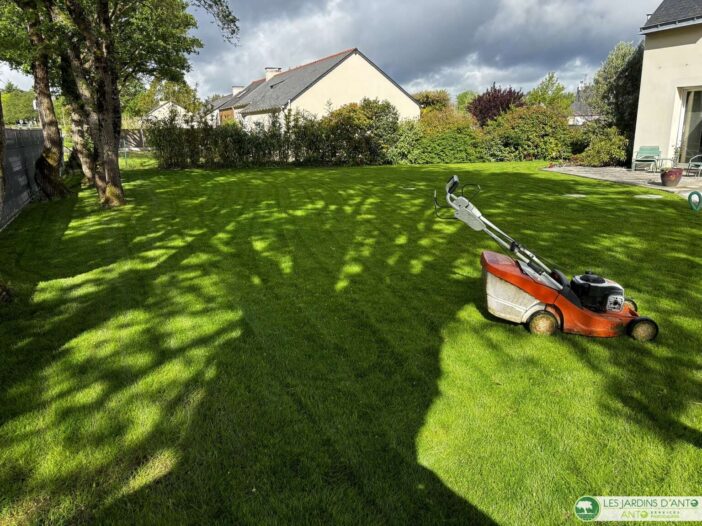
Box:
575, 496, 701, 522
575, 496, 601, 521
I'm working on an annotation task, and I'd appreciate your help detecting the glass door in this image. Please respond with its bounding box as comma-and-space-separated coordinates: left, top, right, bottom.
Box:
680, 90, 702, 162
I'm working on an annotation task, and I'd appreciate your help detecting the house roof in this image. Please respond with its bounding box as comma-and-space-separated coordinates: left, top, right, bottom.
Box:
144, 101, 188, 118
641, 0, 702, 33
145, 101, 171, 116
209, 95, 234, 111
570, 86, 598, 117
217, 48, 418, 116
219, 79, 267, 110
570, 100, 597, 117
237, 49, 356, 115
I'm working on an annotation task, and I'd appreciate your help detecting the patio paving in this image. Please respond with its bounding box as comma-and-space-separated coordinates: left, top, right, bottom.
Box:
545, 166, 702, 199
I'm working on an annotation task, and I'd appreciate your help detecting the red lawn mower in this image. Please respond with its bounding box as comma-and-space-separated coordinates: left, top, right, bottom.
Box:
434, 176, 659, 341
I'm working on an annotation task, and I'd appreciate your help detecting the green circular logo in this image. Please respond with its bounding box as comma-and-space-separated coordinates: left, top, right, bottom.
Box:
692, 499, 699, 508
575, 496, 601, 521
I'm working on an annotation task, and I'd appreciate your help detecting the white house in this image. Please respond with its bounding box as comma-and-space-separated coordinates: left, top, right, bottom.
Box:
633, 0, 702, 163
142, 101, 191, 127
208, 48, 420, 127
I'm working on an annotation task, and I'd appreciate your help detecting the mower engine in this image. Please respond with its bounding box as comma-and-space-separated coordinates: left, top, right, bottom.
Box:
570, 272, 625, 313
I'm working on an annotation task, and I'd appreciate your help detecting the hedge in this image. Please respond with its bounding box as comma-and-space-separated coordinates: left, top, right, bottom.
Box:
147, 99, 628, 169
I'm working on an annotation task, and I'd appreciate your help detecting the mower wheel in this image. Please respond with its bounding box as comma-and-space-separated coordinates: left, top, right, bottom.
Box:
528, 311, 559, 336
627, 317, 659, 342
623, 298, 638, 312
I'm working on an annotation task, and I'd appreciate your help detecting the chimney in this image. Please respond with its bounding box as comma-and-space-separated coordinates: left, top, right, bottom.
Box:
265, 67, 282, 81
232, 85, 244, 96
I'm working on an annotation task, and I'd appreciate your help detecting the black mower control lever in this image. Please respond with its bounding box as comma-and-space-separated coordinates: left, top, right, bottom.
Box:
433, 190, 453, 220
461, 183, 481, 201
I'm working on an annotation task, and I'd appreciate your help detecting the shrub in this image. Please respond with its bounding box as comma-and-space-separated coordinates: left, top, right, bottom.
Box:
456, 90, 478, 113
387, 121, 421, 164
388, 114, 486, 165
411, 128, 486, 164
468, 84, 525, 126
321, 98, 400, 165
572, 126, 628, 166
412, 90, 451, 112
361, 98, 400, 156
147, 110, 194, 168
484, 106, 571, 161
418, 107, 478, 135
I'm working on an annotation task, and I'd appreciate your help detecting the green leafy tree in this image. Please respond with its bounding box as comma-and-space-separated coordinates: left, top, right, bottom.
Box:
0, 0, 239, 207
120, 78, 148, 118
590, 42, 644, 151
525, 73, 575, 115
126, 78, 201, 117
0, 88, 36, 124
0, 1, 70, 200
412, 89, 451, 112
456, 90, 477, 113
2, 80, 21, 92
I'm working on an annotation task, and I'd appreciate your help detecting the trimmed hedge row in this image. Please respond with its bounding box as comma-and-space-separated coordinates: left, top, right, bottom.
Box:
147, 98, 400, 169
148, 100, 627, 169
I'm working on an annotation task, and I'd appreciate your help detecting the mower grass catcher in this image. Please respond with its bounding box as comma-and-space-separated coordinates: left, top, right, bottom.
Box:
434, 176, 658, 341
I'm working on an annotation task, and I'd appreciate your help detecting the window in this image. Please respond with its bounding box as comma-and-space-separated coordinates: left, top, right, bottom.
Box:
680, 90, 702, 162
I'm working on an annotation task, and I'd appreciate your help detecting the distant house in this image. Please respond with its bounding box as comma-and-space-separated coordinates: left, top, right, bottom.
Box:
207, 48, 420, 127
205, 81, 266, 126
142, 101, 191, 127
568, 85, 600, 126
634, 0, 702, 163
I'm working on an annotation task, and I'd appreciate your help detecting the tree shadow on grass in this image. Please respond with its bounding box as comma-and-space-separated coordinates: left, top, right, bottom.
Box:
0, 163, 699, 523
0, 167, 498, 524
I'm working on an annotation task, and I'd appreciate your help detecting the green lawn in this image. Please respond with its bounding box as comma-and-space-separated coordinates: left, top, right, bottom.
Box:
0, 162, 700, 525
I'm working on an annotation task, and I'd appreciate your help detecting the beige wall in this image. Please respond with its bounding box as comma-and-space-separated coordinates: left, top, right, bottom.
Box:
634, 25, 702, 160
242, 112, 275, 128
290, 52, 420, 120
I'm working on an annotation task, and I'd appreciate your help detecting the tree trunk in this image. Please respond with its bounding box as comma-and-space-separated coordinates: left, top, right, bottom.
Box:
68, 103, 97, 186
63, 46, 111, 203
51, 1, 124, 207
93, 0, 125, 207
58, 52, 108, 199
25, 10, 70, 200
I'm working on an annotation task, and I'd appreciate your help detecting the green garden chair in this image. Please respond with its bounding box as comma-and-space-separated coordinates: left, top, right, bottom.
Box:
632, 146, 661, 172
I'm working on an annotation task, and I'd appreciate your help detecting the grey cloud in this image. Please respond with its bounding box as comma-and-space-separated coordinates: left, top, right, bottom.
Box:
188, 0, 662, 98
0, 0, 665, 98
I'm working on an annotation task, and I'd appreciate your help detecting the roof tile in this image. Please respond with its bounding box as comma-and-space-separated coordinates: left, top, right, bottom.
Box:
642, 0, 702, 31
234, 49, 357, 115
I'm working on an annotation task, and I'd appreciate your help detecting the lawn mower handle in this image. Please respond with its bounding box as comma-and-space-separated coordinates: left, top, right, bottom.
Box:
440, 175, 562, 291
446, 175, 460, 195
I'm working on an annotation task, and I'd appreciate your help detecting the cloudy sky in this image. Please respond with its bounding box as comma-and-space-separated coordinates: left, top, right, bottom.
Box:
1, 0, 663, 99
